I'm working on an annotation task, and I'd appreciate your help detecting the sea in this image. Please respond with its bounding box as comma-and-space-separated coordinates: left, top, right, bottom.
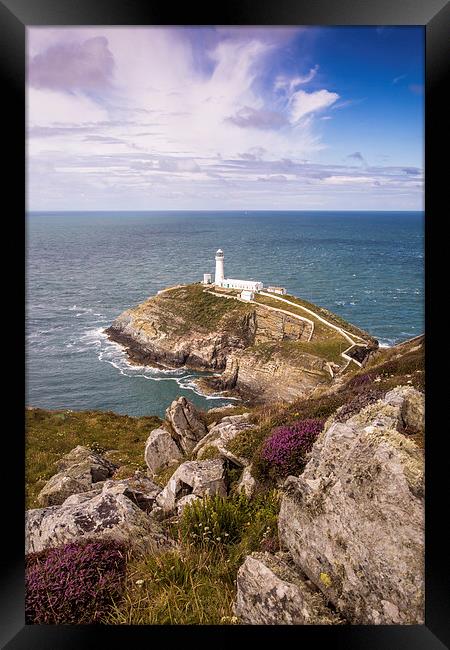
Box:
26, 211, 424, 417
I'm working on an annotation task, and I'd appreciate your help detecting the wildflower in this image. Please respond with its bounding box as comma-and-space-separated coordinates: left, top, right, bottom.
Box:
261, 419, 324, 477
135, 579, 144, 587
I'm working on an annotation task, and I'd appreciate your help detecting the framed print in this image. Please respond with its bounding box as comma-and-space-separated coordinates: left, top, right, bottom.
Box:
1, 0, 448, 647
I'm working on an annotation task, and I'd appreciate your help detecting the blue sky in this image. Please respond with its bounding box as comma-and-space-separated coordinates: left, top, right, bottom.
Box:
27, 26, 424, 211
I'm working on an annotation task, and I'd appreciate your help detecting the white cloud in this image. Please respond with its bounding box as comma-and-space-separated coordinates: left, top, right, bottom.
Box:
274, 65, 319, 93
289, 89, 339, 123
26, 27, 423, 211
27, 87, 109, 125
323, 175, 377, 185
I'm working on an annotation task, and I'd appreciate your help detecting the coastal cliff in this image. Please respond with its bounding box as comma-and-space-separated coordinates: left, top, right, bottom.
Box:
106, 283, 378, 402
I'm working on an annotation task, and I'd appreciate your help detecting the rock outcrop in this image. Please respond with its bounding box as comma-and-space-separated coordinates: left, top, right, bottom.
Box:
38, 446, 117, 507
105, 285, 256, 372
278, 387, 424, 625
26, 489, 171, 554
384, 386, 425, 433
101, 475, 161, 513
206, 349, 330, 402
235, 552, 344, 625
165, 396, 208, 454
236, 466, 257, 498
193, 413, 252, 466
156, 459, 227, 513
144, 427, 183, 475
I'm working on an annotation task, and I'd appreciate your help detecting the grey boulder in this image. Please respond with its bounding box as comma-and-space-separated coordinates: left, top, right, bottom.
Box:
101, 474, 161, 512
144, 427, 183, 475
278, 415, 424, 625
26, 491, 171, 554
193, 414, 252, 466
156, 459, 227, 513
236, 466, 257, 498
384, 386, 425, 433
235, 552, 344, 625
165, 396, 208, 454
38, 446, 117, 507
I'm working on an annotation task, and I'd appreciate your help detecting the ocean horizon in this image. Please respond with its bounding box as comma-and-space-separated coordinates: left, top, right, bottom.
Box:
26, 210, 424, 417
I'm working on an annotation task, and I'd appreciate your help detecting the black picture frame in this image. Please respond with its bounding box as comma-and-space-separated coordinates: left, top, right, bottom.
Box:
2, 0, 448, 647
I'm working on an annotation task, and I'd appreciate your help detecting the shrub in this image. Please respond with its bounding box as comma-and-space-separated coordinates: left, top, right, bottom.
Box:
346, 373, 373, 390
87, 441, 107, 455
179, 493, 256, 548
179, 492, 279, 554
199, 444, 221, 460
258, 418, 324, 480
26, 539, 127, 624
227, 426, 267, 461
334, 389, 384, 422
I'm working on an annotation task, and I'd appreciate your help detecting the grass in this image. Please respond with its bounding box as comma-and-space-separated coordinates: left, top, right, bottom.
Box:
246, 339, 344, 374
106, 546, 237, 624
277, 339, 346, 365
25, 408, 161, 508
281, 292, 377, 344
156, 284, 252, 334
344, 336, 425, 392
106, 492, 280, 625
254, 293, 355, 367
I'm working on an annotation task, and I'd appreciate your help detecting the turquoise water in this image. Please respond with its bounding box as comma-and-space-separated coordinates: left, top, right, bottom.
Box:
26, 211, 424, 417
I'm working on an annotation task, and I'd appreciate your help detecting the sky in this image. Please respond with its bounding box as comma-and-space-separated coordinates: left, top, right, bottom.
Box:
27, 26, 424, 211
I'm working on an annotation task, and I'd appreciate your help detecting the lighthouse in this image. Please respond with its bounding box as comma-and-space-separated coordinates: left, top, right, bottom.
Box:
215, 249, 225, 285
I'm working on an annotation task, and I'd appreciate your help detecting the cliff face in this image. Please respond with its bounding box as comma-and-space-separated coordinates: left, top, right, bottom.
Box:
106, 284, 374, 403
202, 348, 330, 402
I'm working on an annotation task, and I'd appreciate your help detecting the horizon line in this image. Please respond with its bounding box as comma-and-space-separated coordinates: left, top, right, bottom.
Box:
26, 209, 425, 214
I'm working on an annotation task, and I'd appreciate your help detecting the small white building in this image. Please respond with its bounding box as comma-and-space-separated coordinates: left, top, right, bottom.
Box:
220, 278, 263, 291
267, 286, 287, 295
240, 289, 254, 301
203, 273, 212, 285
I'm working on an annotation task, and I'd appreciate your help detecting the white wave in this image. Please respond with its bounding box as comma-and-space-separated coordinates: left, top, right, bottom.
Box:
378, 338, 398, 348
69, 305, 95, 315
75, 325, 236, 402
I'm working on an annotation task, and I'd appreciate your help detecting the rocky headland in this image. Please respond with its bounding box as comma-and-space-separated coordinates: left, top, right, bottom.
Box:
25, 334, 424, 625
105, 283, 378, 403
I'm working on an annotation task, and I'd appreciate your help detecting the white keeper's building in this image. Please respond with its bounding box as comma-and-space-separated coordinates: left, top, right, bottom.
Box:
204, 248, 264, 293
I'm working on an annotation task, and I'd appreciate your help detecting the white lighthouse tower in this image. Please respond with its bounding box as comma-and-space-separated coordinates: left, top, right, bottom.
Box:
215, 249, 225, 285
